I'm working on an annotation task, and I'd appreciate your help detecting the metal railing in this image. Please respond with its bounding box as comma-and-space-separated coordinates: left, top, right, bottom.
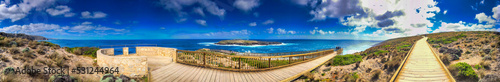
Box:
175, 49, 336, 71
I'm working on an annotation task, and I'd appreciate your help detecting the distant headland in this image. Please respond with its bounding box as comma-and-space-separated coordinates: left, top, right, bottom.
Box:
215, 39, 282, 46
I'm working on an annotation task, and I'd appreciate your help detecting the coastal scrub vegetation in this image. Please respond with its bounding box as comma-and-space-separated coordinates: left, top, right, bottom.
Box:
329, 54, 362, 66
448, 62, 479, 81
0, 33, 111, 81
427, 31, 500, 82
65, 47, 100, 58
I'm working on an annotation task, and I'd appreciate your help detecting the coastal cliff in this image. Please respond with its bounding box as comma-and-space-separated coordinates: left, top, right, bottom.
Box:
215, 39, 282, 45
0, 32, 48, 40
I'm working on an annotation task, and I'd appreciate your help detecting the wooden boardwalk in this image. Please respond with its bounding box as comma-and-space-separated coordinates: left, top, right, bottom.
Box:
151, 52, 337, 82
393, 37, 455, 82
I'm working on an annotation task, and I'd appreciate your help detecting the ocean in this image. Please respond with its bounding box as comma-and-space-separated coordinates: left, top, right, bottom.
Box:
45, 39, 382, 55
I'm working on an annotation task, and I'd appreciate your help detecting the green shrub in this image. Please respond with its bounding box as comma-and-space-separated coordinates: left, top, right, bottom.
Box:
230, 53, 235, 55
383, 45, 391, 48
21, 47, 30, 52
373, 50, 388, 56
230, 57, 290, 68
331, 54, 362, 66
65, 47, 99, 58
3, 67, 15, 75
9, 41, 17, 47
449, 62, 478, 81
346, 72, 359, 82
396, 45, 411, 50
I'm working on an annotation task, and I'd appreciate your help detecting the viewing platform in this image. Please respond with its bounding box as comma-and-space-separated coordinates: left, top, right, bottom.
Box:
96, 46, 341, 82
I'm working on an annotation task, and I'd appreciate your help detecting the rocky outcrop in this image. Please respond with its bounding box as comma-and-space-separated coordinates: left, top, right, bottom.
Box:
215, 40, 282, 45
0, 32, 48, 40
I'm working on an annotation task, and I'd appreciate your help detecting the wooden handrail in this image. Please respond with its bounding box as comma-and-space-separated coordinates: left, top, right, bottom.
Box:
175, 49, 336, 72
427, 40, 456, 82
176, 49, 334, 59
389, 39, 418, 82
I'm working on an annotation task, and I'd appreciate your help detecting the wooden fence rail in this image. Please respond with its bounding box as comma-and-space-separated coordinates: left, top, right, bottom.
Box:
175, 49, 335, 72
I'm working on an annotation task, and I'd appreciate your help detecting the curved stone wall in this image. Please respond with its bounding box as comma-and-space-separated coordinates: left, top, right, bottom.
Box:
97, 48, 148, 77
136, 47, 177, 62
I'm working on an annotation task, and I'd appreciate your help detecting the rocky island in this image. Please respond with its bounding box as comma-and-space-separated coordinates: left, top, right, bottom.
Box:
215, 39, 282, 46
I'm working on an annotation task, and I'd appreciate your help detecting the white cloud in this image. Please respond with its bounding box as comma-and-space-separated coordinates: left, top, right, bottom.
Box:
160, 27, 166, 29
443, 10, 447, 14
233, 0, 260, 12
81, 21, 92, 25
81, 11, 107, 19
328, 31, 335, 34
433, 21, 496, 33
204, 30, 251, 36
262, 19, 274, 25
339, 0, 440, 37
195, 19, 207, 26
309, 30, 316, 34
317, 30, 326, 35
277, 28, 286, 34
45, 5, 72, 17
0, 23, 126, 35
249, 22, 257, 26
266, 27, 273, 33
475, 13, 496, 24
0, 23, 64, 35
493, 5, 500, 19
193, 7, 205, 17
64, 13, 75, 17
307, 0, 365, 21
275, 28, 296, 34
309, 27, 335, 35
159, 0, 225, 19
0, 0, 56, 22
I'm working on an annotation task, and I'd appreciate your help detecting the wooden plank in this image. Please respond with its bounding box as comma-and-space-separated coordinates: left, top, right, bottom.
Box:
191, 66, 207, 82
154, 64, 190, 81
152, 64, 187, 80
160, 65, 196, 81
176, 66, 202, 82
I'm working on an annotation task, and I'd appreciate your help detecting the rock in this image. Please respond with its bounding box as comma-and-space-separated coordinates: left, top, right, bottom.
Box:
119, 75, 132, 82
438, 47, 462, 60
480, 74, 500, 82
48, 74, 77, 82
100, 74, 136, 82
215, 39, 282, 46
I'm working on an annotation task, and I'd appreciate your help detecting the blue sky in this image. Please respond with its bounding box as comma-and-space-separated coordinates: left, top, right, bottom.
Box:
0, 0, 499, 40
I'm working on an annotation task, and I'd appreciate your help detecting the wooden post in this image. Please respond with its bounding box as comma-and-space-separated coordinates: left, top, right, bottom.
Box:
289, 57, 291, 64
303, 55, 305, 61
203, 52, 206, 66
268, 58, 271, 68
238, 57, 241, 69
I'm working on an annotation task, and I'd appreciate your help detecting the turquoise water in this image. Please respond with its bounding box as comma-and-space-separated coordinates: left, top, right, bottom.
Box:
46, 39, 382, 55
